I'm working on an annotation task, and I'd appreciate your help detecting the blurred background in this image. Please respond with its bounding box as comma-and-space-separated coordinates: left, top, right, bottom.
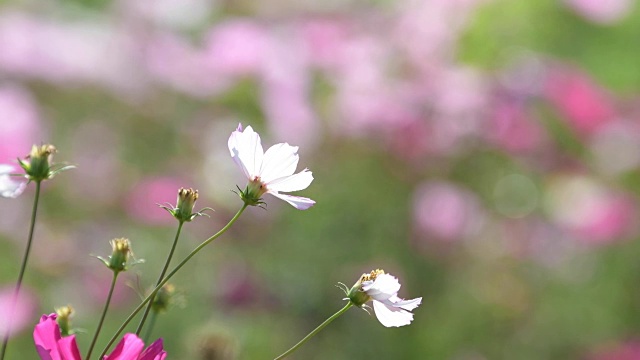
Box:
2, 0, 640, 358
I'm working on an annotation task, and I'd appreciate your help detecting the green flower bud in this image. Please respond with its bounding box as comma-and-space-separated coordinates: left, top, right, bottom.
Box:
151, 283, 176, 313
175, 188, 198, 222
96, 238, 143, 273
19, 145, 56, 181
159, 187, 213, 223
55, 305, 74, 336
17, 144, 74, 182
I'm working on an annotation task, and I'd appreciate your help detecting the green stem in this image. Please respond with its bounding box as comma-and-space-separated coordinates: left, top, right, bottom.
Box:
142, 311, 158, 344
85, 272, 119, 360
98, 204, 248, 358
0, 180, 42, 360
274, 302, 354, 360
135, 221, 184, 335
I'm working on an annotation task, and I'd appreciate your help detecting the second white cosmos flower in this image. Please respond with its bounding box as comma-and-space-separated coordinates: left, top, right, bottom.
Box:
228, 124, 315, 210
347, 269, 422, 327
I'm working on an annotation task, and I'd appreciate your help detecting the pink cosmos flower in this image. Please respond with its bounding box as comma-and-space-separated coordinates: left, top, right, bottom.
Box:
34, 313, 166, 360
228, 124, 315, 210
544, 68, 616, 137
0, 286, 36, 340
564, 0, 632, 24
0, 85, 41, 164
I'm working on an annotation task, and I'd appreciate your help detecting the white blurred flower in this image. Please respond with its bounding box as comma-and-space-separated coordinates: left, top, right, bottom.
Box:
228, 124, 315, 210
349, 269, 422, 327
0, 164, 25, 198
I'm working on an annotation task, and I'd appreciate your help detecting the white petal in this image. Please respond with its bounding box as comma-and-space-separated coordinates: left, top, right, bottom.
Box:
372, 300, 415, 327
269, 192, 316, 210
363, 274, 401, 301
386, 296, 422, 311
0, 165, 25, 198
228, 124, 263, 178
259, 143, 299, 183
266, 169, 313, 193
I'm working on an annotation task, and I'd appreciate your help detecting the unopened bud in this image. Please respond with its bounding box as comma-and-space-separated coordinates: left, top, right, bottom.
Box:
96, 238, 143, 273
55, 305, 74, 336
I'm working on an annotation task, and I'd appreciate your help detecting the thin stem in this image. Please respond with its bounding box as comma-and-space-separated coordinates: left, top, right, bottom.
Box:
142, 311, 158, 344
0, 181, 42, 360
135, 221, 184, 335
274, 302, 354, 360
85, 272, 119, 360
98, 204, 248, 359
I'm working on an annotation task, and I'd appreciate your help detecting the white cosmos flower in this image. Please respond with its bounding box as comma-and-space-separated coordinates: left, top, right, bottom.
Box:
352, 270, 422, 327
0, 165, 26, 198
228, 123, 315, 210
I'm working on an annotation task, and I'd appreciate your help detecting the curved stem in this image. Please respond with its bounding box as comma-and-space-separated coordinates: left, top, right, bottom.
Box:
0, 180, 42, 360
135, 221, 184, 335
85, 272, 119, 360
98, 204, 248, 358
274, 302, 354, 360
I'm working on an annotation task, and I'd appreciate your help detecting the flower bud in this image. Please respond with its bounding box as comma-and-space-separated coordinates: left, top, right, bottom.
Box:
17, 144, 74, 182
159, 187, 213, 223
18, 145, 56, 181
176, 188, 198, 222
151, 283, 176, 314
55, 305, 74, 336
96, 238, 143, 273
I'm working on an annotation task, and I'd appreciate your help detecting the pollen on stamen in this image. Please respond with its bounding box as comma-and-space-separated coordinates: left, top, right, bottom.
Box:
361, 269, 385, 282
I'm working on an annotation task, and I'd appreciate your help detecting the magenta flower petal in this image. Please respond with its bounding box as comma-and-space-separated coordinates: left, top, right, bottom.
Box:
57, 335, 82, 360
33, 314, 63, 360
104, 333, 145, 360
138, 339, 167, 360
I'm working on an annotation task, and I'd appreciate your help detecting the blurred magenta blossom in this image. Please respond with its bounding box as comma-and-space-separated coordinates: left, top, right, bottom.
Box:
545, 175, 637, 245
0, 286, 36, 340
564, 0, 633, 24
0, 85, 41, 164
125, 177, 187, 225
544, 67, 617, 137
413, 182, 484, 243
589, 340, 640, 360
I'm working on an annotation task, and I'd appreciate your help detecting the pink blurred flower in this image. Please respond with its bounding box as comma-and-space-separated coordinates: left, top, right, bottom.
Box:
146, 33, 226, 97
588, 340, 640, 360
204, 20, 270, 77
544, 68, 617, 136
0, 85, 41, 164
125, 177, 186, 225
34, 313, 166, 359
564, 0, 633, 24
545, 175, 637, 246
413, 182, 484, 242
260, 35, 318, 148
299, 18, 351, 70
0, 286, 36, 340
0, 13, 142, 93
488, 98, 546, 153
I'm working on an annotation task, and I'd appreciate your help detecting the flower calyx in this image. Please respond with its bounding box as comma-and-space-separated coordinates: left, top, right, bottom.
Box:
18, 144, 75, 182
159, 187, 213, 223
235, 179, 268, 208
96, 238, 144, 274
